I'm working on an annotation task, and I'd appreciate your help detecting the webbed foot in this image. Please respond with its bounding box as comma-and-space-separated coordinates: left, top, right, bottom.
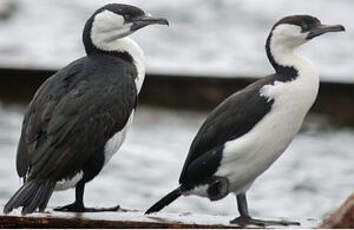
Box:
230, 215, 300, 227
54, 202, 120, 212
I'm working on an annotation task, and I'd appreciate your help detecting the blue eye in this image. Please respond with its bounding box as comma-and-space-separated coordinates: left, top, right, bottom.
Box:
301, 24, 309, 31
124, 14, 131, 21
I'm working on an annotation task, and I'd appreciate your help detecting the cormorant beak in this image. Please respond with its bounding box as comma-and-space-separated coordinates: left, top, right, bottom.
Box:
131, 15, 169, 31
307, 24, 345, 39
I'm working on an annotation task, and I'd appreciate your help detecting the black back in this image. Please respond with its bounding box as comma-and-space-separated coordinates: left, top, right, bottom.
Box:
16, 55, 137, 181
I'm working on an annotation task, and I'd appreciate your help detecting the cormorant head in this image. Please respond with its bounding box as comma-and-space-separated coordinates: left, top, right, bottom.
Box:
265, 15, 345, 72
269, 15, 345, 49
83, 3, 169, 53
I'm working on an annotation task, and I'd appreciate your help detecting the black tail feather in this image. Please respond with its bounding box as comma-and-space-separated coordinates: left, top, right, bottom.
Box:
38, 183, 55, 212
145, 186, 184, 214
3, 180, 55, 215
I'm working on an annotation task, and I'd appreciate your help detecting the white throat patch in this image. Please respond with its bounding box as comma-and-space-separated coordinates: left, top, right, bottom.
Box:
270, 24, 308, 67
91, 10, 132, 51
271, 24, 307, 49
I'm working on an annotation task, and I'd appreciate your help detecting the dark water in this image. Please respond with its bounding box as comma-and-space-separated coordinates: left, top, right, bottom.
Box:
0, 103, 353, 220
0, 0, 353, 82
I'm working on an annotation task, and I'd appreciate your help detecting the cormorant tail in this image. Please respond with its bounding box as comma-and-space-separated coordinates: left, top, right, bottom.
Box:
3, 180, 55, 215
145, 186, 184, 214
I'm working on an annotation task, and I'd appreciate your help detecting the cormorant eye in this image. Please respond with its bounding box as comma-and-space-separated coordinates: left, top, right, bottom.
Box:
301, 24, 309, 31
123, 14, 131, 21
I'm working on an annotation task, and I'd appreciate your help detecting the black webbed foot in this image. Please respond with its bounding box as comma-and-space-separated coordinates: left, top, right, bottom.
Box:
54, 202, 121, 212
230, 215, 300, 227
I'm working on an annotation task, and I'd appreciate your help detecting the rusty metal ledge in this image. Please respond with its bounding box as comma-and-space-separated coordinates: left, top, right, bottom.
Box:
0, 212, 239, 229
0, 215, 236, 229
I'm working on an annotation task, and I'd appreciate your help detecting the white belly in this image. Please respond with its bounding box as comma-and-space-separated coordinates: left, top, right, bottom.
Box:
216, 75, 319, 194
216, 108, 305, 193
103, 111, 134, 165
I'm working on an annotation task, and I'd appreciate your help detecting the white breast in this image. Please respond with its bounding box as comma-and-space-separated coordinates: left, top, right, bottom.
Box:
114, 38, 146, 93
104, 111, 135, 165
215, 55, 319, 194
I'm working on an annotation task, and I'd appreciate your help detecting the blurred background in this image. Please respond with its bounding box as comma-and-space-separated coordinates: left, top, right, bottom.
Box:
0, 0, 353, 222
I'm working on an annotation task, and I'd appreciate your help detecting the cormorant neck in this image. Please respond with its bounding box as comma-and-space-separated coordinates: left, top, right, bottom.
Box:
81, 15, 146, 93
82, 16, 134, 63
266, 32, 301, 81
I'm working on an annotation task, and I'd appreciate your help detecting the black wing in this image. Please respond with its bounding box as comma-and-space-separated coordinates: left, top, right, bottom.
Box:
179, 76, 277, 184
16, 55, 137, 181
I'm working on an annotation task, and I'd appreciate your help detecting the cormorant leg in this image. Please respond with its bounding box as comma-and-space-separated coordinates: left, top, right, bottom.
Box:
54, 181, 120, 212
230, 193, 300, 227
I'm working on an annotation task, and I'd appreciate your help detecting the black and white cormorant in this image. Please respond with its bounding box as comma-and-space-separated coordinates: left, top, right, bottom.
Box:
3, 3, 168, 215
146, 15, 344, 226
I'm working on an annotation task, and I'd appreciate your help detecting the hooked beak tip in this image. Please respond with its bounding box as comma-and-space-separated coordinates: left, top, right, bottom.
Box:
327, 24, 346, 33
155, 18, 169, 26
338, 25, 346, 32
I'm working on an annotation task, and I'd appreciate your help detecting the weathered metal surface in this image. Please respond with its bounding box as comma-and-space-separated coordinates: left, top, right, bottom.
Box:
320, 193, 354, 228
0, 211, 240, 229
0, 210, 320, 229
0, 215, 236, 229
0, 68, 353, 126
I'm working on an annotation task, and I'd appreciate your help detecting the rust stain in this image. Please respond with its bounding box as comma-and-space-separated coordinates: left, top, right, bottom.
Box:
320, 193, 354, 228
